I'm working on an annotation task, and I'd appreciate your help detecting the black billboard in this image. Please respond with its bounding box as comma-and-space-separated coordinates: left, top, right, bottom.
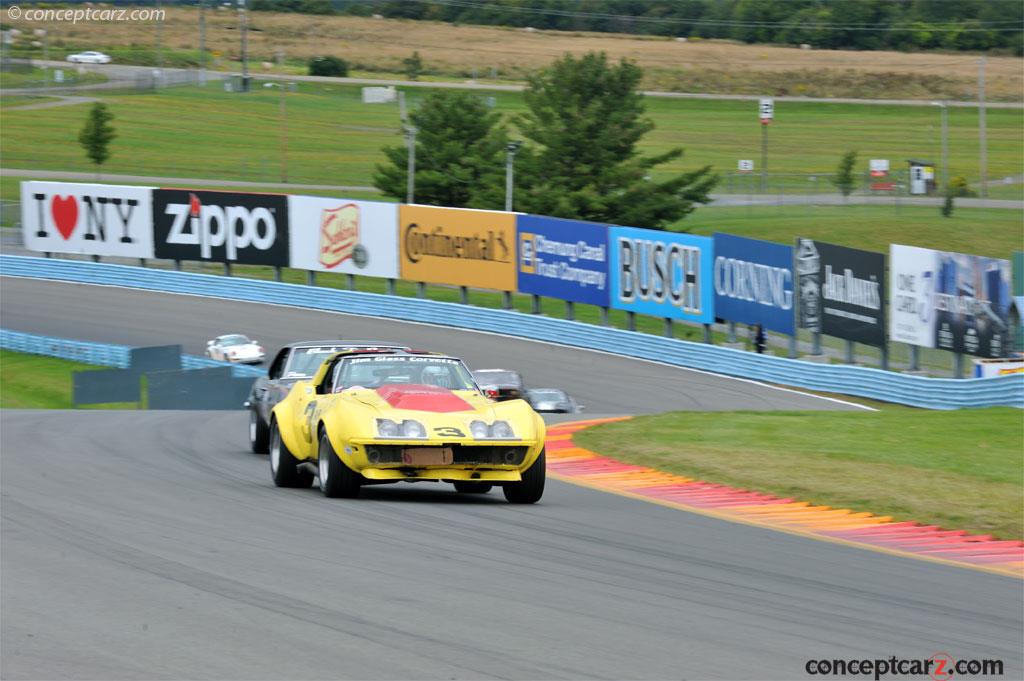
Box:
796, 238, 886, 347
153, 189, 289, 266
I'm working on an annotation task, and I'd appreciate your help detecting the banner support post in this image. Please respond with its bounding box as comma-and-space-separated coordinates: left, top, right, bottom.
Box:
223, 263, 231, 277
274, 266, 282, 282
459, 286, 468, 305
664, 318, 672, 338
417, 282, 426, 299
306, 271, 315, 287
531, 295, 540, 314
703, 324, 712, 344
727, 321, 736, 343
565, 301, 574, 321
845, 340, 854, 364
812, 331, 822, 355
954, 353, 964, 379
788, 334, 797, 359
881, 344, 889, 371
909, 345, 919, 372
347, 274, 355, 290
386, 278, 395, 296
627, 312, 636, 332
503, 291, 512, 310
600, 307, 609, 326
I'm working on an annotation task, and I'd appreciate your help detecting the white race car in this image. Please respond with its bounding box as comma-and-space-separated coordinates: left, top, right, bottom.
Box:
206, 334, 265, 364
66, 51, 112, 64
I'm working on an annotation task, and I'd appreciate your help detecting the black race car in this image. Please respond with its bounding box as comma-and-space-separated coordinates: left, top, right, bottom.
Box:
471, 369, 526, 402
246, 340, 408, 453
525, 388, 584, 414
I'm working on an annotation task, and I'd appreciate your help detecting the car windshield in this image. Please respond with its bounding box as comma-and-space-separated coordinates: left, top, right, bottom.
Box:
529, 390, 566, 401
220, 335, 250, 346
472, 370, 521, 386
333, 356, 475, 391
284, 346, 348, 378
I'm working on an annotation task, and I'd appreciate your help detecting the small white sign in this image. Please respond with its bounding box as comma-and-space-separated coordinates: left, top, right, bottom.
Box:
361, 86, 397, 104
54, 69, 64, 83
870, 159, 889, 173
737, 159, 754, 172
759, 97, 774, 122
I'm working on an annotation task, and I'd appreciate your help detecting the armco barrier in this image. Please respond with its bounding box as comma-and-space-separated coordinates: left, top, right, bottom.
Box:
2, 255, 1022, 409
0, 327, 265, 378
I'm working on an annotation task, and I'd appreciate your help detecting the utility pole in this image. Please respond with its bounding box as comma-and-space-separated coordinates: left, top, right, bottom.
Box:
238, 0, 249, 91
759, 97, 773, 193
199, 0, 207, 85
978, 57, 987, 198
940, 100, 948, 193
505, 141, 521, 212
404, 125, 418, 204
156, 0, 163, 72
278, 53, 288, 183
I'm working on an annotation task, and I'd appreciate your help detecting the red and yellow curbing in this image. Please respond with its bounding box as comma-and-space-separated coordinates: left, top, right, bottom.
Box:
545, 418, 1024, 579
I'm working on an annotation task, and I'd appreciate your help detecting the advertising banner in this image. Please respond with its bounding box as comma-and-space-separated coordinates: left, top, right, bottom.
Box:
609, 226, 714, 323
713, 233, 794, 334
795, 238, 885, 347
21, 181, 154, 258
890, 244, 1011, 358
153, 189, 289, 266
516, 215, 609, 307
288, 196, 398, 278
399, 205, 516, 291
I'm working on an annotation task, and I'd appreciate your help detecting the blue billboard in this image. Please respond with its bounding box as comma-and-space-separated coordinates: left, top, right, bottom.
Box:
609, 226, 714, 323
713, 233, 795, 334
516, 215, 609, 306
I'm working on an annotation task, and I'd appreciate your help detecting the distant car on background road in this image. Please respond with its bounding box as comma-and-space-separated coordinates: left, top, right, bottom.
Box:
206, 334, 265, 365
67, 51, 112, 64
472, 369, 525, 402
526, 388, 583, 414
246, 340, 409, 453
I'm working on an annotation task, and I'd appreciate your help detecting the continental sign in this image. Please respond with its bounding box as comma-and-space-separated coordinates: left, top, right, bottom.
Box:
399, 205, 516, 291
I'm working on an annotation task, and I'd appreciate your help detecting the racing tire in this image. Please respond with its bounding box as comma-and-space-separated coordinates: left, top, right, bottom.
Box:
249, 408, 269, 454
269, 419, 313, 488
318, 431, 361, 499
453, 481, 493, 494
503, 448, 545, 504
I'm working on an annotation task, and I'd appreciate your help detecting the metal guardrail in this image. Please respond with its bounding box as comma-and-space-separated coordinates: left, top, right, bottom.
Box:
1, 254, 1021, 409
0, 327, 265, 378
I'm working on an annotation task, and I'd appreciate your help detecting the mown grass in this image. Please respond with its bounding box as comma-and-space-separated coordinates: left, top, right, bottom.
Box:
1, 79, 1021, 190
0, 66, 107, 89
574, 408, 1024, 540
0, 350, 138, 409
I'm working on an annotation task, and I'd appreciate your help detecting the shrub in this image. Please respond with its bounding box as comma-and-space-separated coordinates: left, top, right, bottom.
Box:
947, 175, 977, 198
308, 55, 349, 77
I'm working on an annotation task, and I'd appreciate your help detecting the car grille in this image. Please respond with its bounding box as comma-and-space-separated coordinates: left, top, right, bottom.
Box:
364, 444, 527, 466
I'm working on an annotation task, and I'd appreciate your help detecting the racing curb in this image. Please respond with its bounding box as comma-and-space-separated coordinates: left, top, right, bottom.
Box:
545, 418, 1024, 579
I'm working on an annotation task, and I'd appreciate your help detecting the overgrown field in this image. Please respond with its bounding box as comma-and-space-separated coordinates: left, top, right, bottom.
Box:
5, 8, 1023, 100
0, 350, 137, 409
2, 81, 1021, 191
574, 409, 1024, 540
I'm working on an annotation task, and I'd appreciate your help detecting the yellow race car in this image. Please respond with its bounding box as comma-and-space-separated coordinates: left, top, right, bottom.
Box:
268, 349, 547, 503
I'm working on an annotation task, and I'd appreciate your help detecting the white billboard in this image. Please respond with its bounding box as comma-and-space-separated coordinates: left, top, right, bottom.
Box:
288, 196, 399, 278
21, 181, 155, 258
890, 244, 1012, 358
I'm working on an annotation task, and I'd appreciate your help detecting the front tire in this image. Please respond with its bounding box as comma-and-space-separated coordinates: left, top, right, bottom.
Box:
453, 481, 493, 494
318, 431, 361, 498
249, 408, 269, 454
269, 420, 312, 488
503, 448, 545, 504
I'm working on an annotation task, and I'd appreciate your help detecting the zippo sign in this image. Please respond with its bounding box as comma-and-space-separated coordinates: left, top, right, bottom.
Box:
288, 196, 399, 278
153, 189, 289, 265
516, 215, 609, 306
609, 226, 714, 323
21, 181, 154, 258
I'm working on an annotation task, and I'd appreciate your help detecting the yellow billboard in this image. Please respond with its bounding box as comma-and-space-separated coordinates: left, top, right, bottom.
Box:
399, 205, 516, 291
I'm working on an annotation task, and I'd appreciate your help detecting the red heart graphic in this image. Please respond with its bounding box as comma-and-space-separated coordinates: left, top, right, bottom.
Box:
50, 195, 78, 240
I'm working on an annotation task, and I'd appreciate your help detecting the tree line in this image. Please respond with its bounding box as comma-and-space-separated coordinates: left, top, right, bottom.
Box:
251, 0, 1024, 54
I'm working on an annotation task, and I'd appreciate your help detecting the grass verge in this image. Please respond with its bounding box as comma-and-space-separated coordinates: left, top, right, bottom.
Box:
574, 408, 1024, 540
0, 349, 138, 409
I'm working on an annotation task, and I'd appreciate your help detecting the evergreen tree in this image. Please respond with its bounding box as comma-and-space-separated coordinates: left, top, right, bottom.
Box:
78, 102, 116, 172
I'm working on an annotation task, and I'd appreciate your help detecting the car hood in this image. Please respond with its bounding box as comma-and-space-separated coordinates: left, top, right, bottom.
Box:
344, 384, 491, 413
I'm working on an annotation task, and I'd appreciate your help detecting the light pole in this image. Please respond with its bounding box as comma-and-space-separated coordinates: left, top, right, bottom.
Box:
505, 140, 521, 212
978, 57, 987, 197
404, 125, 418, 204
932, 100, 948, 193
199, 0, 206, 85
238, 0, 249, 91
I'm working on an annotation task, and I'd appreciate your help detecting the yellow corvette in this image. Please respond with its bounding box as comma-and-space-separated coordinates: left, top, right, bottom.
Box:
268, 349, 547, 503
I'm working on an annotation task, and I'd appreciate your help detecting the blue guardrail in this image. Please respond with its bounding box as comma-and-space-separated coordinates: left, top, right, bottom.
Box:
2, 254, 1021, 409
0, 327, 265, 378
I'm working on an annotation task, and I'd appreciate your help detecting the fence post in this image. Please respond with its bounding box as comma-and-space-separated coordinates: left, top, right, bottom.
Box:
954, 353, 964, 378
223, 262, 231, 277
703, 324, 712, 344
417, 282, 426, 299
503, 291, 512, 310
845, 340, 854, 364
565, 301, 574, 321
531, 295, 540, 314
306, 270, 316, 286
347, 274, 355, 290
459, 286, 468, 305
600, 307, 609, 326
274, 266, 282, 282
386, 278, 396, 296
627, 312, 636, 332
909, 345, 919, 372
139, 258, 146, 268
664, 318, 672, 338
788, 334, 797, 359
881, 344, 889, 371
174, 259, 181, 271
727, 321, 736, 343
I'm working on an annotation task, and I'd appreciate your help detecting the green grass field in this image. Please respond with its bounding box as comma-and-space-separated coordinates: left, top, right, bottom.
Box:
0, 350, 138, 409
1, 80, 1021, 191
574, 408, 1024, 540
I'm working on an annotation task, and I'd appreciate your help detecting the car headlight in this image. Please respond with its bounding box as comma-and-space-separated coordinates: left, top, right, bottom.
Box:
468, 420, 516, 439
376, 418, 427, 439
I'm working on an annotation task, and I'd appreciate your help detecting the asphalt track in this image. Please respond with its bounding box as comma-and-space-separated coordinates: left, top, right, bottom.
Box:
2, 278, 1023, 679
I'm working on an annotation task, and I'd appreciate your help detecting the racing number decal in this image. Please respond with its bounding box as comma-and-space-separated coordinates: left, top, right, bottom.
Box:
433, 426, 465, 438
